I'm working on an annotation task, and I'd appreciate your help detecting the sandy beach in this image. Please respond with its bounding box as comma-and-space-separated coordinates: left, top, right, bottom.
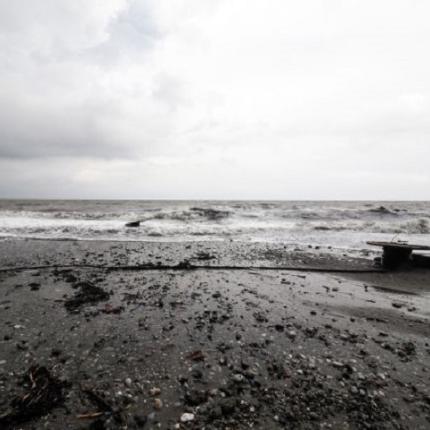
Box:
0, 239, 429, 429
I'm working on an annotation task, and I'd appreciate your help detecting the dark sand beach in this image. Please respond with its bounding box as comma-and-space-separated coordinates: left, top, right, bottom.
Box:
0, 239, 429, 429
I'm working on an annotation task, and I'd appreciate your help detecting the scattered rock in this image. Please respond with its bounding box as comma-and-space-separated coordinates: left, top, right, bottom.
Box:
154, 398, 163, 410
180, 412, 195, 422
149, 387, 161, 396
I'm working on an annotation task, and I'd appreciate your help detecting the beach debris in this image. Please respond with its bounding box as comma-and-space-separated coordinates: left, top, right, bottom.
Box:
64, 281, 110, 312
0, 366, 67, 428
186, 350, 205, 362
29, 282, 40, 291
101, 303, 123, 314
77, 411, 104, 420
391, 301, 404, 309
125, 221, 140, 227
193, 251, 216, 261
79, 386, 130, 426
367, 241, 430, 269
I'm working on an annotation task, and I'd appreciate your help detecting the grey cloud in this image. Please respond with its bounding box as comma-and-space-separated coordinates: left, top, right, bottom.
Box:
0, 0, 429, 199
0, 0, 176, 160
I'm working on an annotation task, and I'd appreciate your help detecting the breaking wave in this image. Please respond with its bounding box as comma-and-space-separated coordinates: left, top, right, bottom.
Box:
0, 200, 429, 249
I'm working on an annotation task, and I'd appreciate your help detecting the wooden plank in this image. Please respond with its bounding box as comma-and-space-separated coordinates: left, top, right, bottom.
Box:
367, 241, 430, 251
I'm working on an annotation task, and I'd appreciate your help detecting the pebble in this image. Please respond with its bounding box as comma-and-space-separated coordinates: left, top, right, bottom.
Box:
180, 412, 195, 422
125, 378, 132, 387
154, 398, 163, 410
149, 387, 161, 396
287, 330, 297, 339
233, 373, 245, 383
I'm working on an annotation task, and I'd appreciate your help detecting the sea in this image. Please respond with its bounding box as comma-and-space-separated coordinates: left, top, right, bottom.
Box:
0, 200, 429, 254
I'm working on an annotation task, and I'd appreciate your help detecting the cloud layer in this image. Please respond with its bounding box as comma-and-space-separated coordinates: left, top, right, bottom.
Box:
0, 0, 429, 199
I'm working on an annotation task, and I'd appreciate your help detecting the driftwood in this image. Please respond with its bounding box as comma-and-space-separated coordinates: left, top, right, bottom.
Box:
367, 241, 430, 269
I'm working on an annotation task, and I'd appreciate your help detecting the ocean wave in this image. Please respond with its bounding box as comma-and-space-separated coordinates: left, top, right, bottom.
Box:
1, 201, 430, 245
312, 218, 430, 234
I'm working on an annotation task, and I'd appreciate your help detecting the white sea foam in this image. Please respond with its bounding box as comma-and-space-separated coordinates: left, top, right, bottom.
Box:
0, 200, 429, 250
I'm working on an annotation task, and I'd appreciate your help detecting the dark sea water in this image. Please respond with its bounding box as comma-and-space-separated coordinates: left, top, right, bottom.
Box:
0, 200, 429, 252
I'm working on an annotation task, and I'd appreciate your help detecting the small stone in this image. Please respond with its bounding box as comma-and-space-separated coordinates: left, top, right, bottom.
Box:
134, 413, 147, 427
154, 398, 163, 410
125, 378, 132, 387
233, 373, 245, 383
308, 359, 316, 369
287, 330, 297, 339
180, 412, 195, 422
149, 387, 161, 396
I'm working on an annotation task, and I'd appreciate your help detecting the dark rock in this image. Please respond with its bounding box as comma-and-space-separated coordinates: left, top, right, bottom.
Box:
29, 282, 40, 291
185, 389, 208, 406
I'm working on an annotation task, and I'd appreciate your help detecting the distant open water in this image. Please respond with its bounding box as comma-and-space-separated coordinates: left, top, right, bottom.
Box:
0, 200, 429, 253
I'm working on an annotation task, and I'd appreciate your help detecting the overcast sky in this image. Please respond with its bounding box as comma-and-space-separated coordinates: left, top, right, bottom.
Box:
0, 0, 429, 200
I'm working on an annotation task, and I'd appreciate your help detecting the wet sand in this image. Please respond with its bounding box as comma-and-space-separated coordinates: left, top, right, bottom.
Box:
0, 239, 429, 429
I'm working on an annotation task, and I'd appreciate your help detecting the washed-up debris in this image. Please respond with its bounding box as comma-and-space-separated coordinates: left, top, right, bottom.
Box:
367, 241, 430, 269
78, 386, 127, 428
186, 350, 205, 362
29, 282, 40, 291
0, 366, 67, 428
193, 252, 216, 261
64, 281, 110, 312
101, 303, 123, 314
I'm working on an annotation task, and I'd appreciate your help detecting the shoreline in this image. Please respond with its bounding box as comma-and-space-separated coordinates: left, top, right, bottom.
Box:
0, 239, 429, 429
